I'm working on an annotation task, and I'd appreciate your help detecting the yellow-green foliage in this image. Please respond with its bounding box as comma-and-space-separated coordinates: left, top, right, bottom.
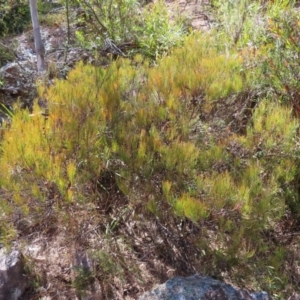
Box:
247, 100, 298, 151
0, 33, 296, 228
174, 193, 208, 222
0, 32, 299, 296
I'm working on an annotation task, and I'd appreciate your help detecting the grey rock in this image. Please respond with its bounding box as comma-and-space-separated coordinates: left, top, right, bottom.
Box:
0, 248, 29, 300
288, 293, 300, 300
0, 61, 36, 106
139, 275, 271, 300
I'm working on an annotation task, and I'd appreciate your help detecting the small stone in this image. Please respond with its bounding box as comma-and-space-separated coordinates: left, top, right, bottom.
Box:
288, 293, 300, 300
138, 275, 272, 300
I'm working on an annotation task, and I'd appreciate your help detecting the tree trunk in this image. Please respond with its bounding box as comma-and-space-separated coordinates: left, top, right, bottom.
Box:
29, 0, 46, 72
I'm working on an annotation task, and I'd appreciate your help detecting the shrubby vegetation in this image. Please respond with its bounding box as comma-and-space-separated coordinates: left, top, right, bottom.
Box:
0, 0, 63, 37
73, 0, 187, 58
1, 0, 300, 298
0, 0, 31, 36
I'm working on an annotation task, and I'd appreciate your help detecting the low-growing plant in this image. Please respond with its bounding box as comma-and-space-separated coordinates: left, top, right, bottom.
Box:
260, 6, 300, 111
72, 0, 140, 46
137, 0, 186, 58
0, 44, 15, 68
0, 31, 299, 297
72, 265, 94, 297
212, 0, 266, 48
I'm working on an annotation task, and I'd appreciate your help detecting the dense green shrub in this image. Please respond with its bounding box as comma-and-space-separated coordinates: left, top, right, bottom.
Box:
74, 0, 139, 44
73, 0, 186, 58
0, 0, 31, 36
0, 0, 64, 37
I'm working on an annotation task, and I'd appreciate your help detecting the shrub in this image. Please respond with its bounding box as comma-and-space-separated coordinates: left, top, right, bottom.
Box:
0, 0, 31, 36
73, 0, 187, 58
73, 0, 139, 45
260, 6, 300, 112
0, 32, 299, 296
212, 0, 266, 48
136, 0, 186, 58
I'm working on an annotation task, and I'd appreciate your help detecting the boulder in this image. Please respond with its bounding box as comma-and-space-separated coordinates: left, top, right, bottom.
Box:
0, 248, 29, 300
139, 275, 271, 300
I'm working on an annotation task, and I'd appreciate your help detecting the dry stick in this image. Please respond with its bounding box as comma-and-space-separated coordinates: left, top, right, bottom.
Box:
29, 0, 46, 72
80, 0, 109, 34
66, 0, 71, 44
233, 4, 247, 46
63, 0, 71, 64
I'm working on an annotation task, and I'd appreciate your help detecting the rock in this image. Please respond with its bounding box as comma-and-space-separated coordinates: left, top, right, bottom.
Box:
138, 275, 271, 300
0, 61, 37, 108
0, 248, 29, 300
289, 293, 300, 300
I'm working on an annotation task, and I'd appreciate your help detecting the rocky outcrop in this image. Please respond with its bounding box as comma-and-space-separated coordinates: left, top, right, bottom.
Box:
0, 248, 29, 300
139, 275, 271, 300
